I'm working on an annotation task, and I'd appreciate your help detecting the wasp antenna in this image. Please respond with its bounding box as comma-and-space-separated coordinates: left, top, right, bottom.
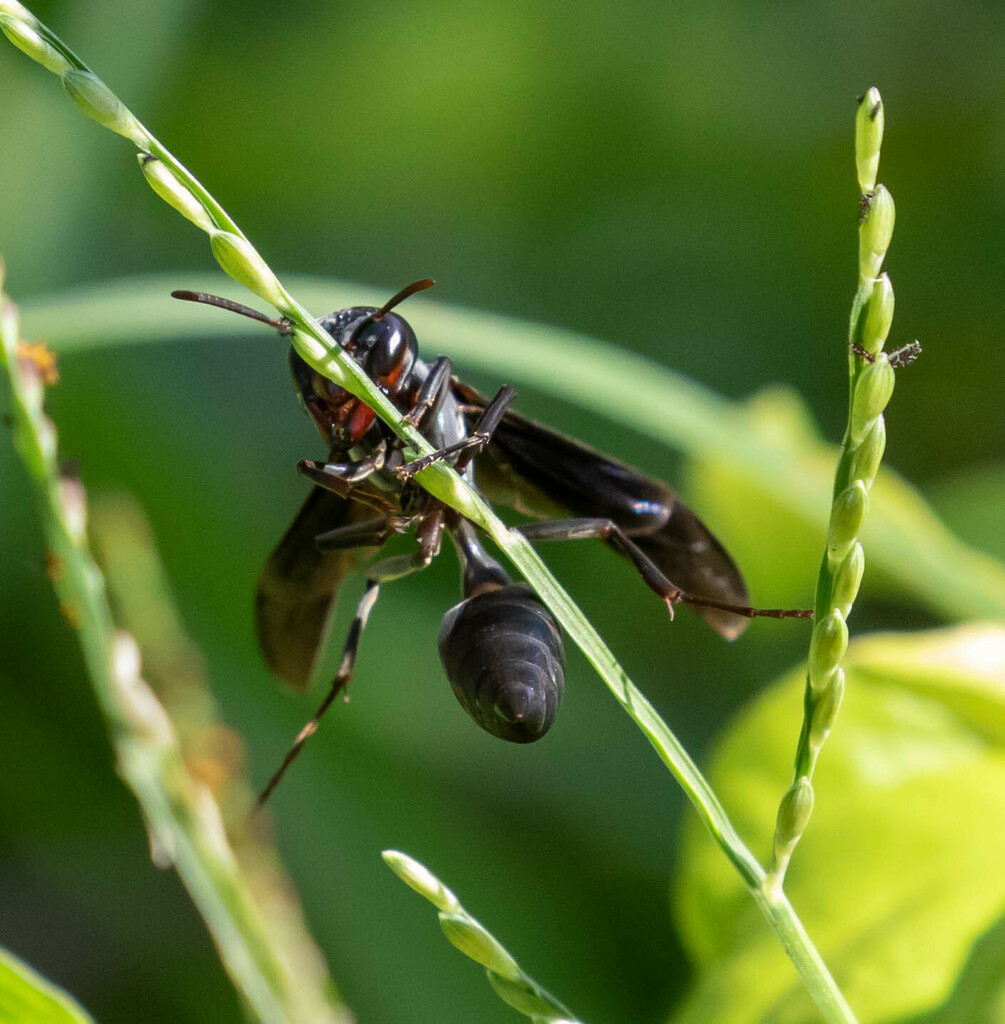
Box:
170, 290, 289, 333
371, 278, 435, 321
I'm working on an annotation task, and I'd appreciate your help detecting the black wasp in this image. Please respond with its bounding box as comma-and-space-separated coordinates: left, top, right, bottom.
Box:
172, 281, 809, 803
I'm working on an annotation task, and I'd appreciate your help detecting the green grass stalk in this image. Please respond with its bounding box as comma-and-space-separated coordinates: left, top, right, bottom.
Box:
768, 89, 911, 889
383, 851, 582, 1023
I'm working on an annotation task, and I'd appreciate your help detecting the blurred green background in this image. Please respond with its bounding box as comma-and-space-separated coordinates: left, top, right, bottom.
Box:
2, 2, 1004, 1022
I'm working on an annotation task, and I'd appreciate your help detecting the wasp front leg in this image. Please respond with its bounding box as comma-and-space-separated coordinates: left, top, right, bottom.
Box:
297, 439, 388, 498
396, 385, 517, 480
401, 356, 453, 430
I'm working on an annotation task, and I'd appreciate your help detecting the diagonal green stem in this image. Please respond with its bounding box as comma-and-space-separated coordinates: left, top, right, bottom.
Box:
384, 850, 582, 1023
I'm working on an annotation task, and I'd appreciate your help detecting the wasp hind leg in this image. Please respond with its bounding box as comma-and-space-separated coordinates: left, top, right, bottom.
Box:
257, 576, 382, 806
256, 505, 447, 806
516, 517, 812, 622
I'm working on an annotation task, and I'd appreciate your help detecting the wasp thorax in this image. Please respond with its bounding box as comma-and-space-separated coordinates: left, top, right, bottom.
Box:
438, 584, 566, 743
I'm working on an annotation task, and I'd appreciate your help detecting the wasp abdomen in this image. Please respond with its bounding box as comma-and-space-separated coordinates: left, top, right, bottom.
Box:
438, 583, 565, 743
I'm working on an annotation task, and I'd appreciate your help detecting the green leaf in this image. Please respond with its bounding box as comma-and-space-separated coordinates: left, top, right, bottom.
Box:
0, 946, 94, 1024
675, 624, 1005, 1023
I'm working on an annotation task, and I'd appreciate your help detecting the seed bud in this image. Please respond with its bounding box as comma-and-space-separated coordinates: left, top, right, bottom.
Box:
859, 185, 895, 279
855, 88, 884, 192
111, 630, 175, 745
0, 1, 31, 18
381, 850, 459, 913
61, 69, 146, 143
861, 273, 894, 355
18, 359, 43, 416
811, 669, 845, 748
832, 544, 864, 617
487, 972, 561, 1018
439, 913, 521, 979
138, 154, 214, 232
773, 778, 814, 856
0, 15, 71, 72
850, 356, 895, 444
35, 413, 57, 466
294, 331, 350, 386
850, 416, 886, 487
808, 609, 847, 691
209, 230, 285, 307
112, 629, 141, 685
58, 472, 88, 545
827, 481, 868, 565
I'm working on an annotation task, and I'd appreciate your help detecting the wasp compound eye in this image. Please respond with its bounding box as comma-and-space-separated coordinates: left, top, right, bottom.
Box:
438, 584, 565, 743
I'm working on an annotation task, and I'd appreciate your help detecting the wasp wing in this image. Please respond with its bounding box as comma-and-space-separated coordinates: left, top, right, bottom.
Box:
453, 381, 750, 640
255, 486, 380, 688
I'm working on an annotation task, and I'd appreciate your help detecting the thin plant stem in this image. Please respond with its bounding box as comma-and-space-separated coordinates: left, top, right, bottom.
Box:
383, 851, 583, 1023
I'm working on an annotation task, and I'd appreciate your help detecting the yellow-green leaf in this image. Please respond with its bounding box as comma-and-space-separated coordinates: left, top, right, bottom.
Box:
676, 624, 1005, 1024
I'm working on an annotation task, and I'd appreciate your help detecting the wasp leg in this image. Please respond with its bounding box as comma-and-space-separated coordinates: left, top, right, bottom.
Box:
396, 385, 517, 480
402, 356, 452, 429
257, 578, 382, 806
298, 441, 388, 496
364, 503, 445, 580
315, 516, 399, 551
516, 517, 812, 621
256, 505, 447, 807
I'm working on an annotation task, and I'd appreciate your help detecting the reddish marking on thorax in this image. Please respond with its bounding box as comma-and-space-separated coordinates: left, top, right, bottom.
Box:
348, 402, 377, 441
311, 355, 409, 443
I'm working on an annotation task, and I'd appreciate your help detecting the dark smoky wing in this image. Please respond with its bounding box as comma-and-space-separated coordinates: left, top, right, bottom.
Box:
632, 501, 750, 640
454, 381, 672, 525
454, 381, 749, 639
255, 486, 378, 689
